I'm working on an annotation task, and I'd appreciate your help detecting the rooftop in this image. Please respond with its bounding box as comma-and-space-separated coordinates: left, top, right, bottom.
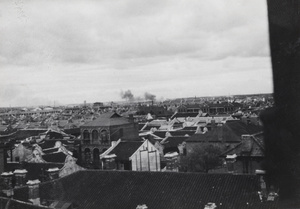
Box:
12, 170, 285, 209
81, 112, 131, 127
106, 141, 144, 161
187, 121, 262, 143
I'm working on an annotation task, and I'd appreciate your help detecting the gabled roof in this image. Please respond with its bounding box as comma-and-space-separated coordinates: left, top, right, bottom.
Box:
81, 112, 131, 127
105, 141, 144, 161
13, 170, 280, 209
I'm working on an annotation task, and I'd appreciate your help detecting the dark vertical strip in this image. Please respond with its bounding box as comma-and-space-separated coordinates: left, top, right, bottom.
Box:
263, 0, 300, 203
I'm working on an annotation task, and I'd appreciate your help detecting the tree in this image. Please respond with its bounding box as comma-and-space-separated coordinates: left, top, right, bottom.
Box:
186, 144, 222, 173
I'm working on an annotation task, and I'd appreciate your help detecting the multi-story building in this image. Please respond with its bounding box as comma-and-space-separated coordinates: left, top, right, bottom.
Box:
80, 112, 139, 168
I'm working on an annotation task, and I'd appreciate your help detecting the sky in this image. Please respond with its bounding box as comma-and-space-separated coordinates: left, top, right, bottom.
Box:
0, 0, 273, 107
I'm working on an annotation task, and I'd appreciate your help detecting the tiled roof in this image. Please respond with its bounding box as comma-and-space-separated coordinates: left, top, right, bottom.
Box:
37, 139, 80, 150
142, 125, 161, 131
38, 140, 57, 149
107, 141, 143, 161
0, 197, 46, 209
171, 130, 196, 136
153, 130, 195, 138
152, 131, 167, 138
185, 104, 201, 108
182, 126, 198, 131
81, 112, 131, 127
42, 152, 67, 163
226, 121, 262, 136
187, 121, 262, 143
138, 123, 146, 130
14, 129, 47, 141
15, 171, 282, 209
19, 162, 64, 181
221, 135, 265, 157
63, 128, 81, 137
161, 136, 189, 148
171, 112, 199, 119
148, 120, 168, 126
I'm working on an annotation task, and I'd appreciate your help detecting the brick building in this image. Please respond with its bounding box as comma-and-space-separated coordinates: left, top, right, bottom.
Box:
80, 112, 139, 168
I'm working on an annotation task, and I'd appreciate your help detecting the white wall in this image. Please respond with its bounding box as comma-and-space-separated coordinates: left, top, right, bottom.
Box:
131, 140, 160, 171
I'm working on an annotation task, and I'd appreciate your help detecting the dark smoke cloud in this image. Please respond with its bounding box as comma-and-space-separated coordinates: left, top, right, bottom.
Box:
120, 90, 156, 102
121, 90, 134, 101
144, 92, 156, 101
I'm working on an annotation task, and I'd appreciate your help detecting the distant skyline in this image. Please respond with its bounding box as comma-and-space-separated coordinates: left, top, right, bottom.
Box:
0, 0, 273, 107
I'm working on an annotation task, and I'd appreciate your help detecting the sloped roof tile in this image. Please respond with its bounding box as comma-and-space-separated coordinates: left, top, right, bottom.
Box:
16, 171, 282, 209
81, 112, 131, 127
187, 121, 262, 143
106, 141, 143, 161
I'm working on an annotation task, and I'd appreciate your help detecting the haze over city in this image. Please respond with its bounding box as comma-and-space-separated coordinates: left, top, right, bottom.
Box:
0, 0, 272, 107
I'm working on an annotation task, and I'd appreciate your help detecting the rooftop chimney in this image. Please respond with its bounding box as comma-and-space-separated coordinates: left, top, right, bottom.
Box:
225, 154, 237, 173
129, 114, 134, 123
164, 152, 179, 172
211, 118, 216, 131
136, 204, 148, 209
241, 135, 253, 154
255, 170, 268, 202
102, 154, 116, 170
1, 172, 14, 197
204, 202, 217, 209
27, 179, 41, 205
47, 167, 60, 180
13, 169, 27, 188
217, 123, 223, 141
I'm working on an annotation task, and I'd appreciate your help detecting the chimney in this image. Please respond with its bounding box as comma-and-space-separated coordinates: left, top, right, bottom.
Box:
211, 118, 216, 131
241, 135, 253, 154
204, 202, 217, 209
27, 179, 41, 205
102, 154, 116, 170
164, 152, 179, 172
1, 172, 14, 197
225, 154, 237, 173
129, 114, 134, 123
256, 170, 268, 202
217, 123, 223, 141
13, 169, 27, 188
136, 204, 148, 209
46, 167, 60, 180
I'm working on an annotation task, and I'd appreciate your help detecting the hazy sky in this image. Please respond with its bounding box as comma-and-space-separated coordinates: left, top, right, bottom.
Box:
0, 0, 273, 107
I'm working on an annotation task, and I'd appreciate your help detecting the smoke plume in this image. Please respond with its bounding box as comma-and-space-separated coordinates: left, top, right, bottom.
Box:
121, 90, 134, 101
144, 92, 156, 101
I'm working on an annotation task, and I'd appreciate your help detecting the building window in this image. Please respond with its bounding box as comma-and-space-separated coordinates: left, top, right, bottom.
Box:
92, 130, 99, 143
83, 130, 90, 144
100, 130, 109, 145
